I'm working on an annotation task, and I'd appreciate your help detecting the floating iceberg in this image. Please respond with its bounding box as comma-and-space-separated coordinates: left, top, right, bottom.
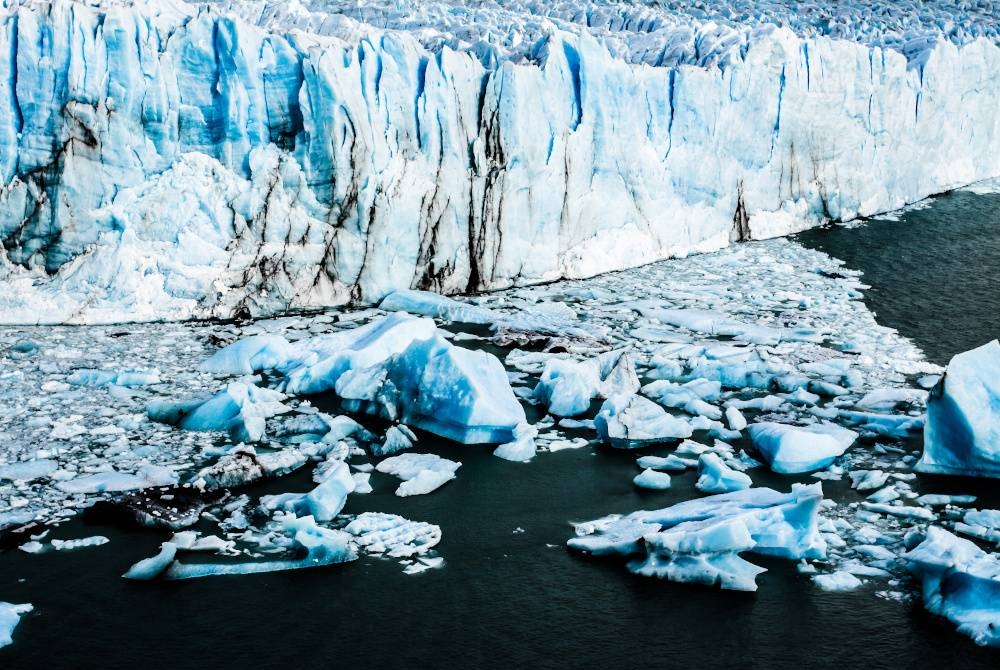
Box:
696, 453, 752, 494
634, 469, 672, 490
376, 453, 461, 497
905, 526, 1000, 647
147, 382, 291, 443
534, 351, 638, 417
569, 484, 827, 591
208, 314, 526, 444
380, 290, 497, 325
595, 394, 693, 449
917, 340, 1000, 478
344, 512, 442, 558
748, 422, 857, 474
125, 514, 358, 580
260, 460, 355, 522
0, 602, 32, 649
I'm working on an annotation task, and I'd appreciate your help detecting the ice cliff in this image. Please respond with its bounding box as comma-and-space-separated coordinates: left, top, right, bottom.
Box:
0, 0, 999, 323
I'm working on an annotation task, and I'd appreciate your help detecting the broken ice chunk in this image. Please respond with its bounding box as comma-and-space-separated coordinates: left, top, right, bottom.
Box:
813, 571, 863, 592
148, 382, 290, 443
918, 340, 1000, 478
376, 453, 461, 497
123, 542, 178, 580
344, 512, 441, 558
905, 526, 1000, 647
0, 602, 32, 649
633, 468, 672, 490
696, 453, 752, 494
374, 425, 417, 457
570, 484, 827, 592
595, 394, 693, 449
494, 423, 538, 462
747, 422, 857, 474
165, 515, 358, 579
533, 350, 638, 417
260, 460, 355, 521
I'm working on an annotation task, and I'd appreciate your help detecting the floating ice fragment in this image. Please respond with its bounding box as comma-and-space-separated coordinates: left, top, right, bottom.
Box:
123, 542, 178, 580
534, 351, 638, 417
494, 423, 538, 462
595, 394, 693, 449
376, 453, 461, 496
633, 469, 672, 490
344, 512, 441, 558
696, 453, 752, 494
569, 484, 827, 591
0, 602, 32, 649
813, 571, 863, 592
905, 526, 1000, 647
748, 422, 857, 474
148, 382, 290, 443
918, 341, 1000, 478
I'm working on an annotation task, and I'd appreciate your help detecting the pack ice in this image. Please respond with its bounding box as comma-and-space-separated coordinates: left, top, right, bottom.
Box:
0, 0, 998, 323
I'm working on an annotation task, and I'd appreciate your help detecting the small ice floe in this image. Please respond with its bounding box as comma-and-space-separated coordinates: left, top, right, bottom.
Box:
152, 381, 291, 443
695, 453, 751, 494
595, 394, 692, 449
569, 484, 827, 591
375, 453, 461, 497
636, 454, 697, 471
849, 470, 889, 492
915, 494, 976, 507
494, 423, 538, 462
260, 460, 355, 521
633, 469, 672, 490
373, 425, 417, 457
747, 422, 857, 474
905, 526, 1000, 647
813, 571, 863, 592
533, 350, 638, 418
345, 512, 441, 558
0, 602, 32, 649
125, 514, 357, 580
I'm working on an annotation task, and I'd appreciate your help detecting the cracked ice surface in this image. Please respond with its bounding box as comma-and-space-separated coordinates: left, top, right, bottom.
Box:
213, 0, 1000, 67
0, 1, 997, 322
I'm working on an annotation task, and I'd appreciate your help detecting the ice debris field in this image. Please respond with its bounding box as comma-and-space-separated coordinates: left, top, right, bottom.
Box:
2, 237, 1000, 650
0, 0, 998, 321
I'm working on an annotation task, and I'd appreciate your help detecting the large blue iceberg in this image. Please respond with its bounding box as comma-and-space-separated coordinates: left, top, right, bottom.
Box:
905, 526, 1000, 647
204, 314, 526, 444
917, 340, 1000, 478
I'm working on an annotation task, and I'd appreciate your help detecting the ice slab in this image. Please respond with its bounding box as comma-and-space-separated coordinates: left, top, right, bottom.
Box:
569, 484, 827, 591
918, 340, 1000, 478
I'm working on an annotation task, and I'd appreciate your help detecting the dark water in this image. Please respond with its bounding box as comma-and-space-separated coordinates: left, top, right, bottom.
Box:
797, 190, 1000, 366
4, 191, 1000, 669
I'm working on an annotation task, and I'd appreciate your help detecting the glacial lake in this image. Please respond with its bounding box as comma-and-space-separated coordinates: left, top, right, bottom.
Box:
2, 188, 1000, 669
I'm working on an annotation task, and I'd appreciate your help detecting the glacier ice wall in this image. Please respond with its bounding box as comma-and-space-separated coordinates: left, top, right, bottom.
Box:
0, 0, 999, 322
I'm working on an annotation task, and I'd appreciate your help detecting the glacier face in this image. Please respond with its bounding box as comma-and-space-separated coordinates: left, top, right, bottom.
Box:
0, 0, 998, 322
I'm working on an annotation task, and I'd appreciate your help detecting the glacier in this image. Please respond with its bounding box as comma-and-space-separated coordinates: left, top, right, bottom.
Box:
0, 0, 997, 322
